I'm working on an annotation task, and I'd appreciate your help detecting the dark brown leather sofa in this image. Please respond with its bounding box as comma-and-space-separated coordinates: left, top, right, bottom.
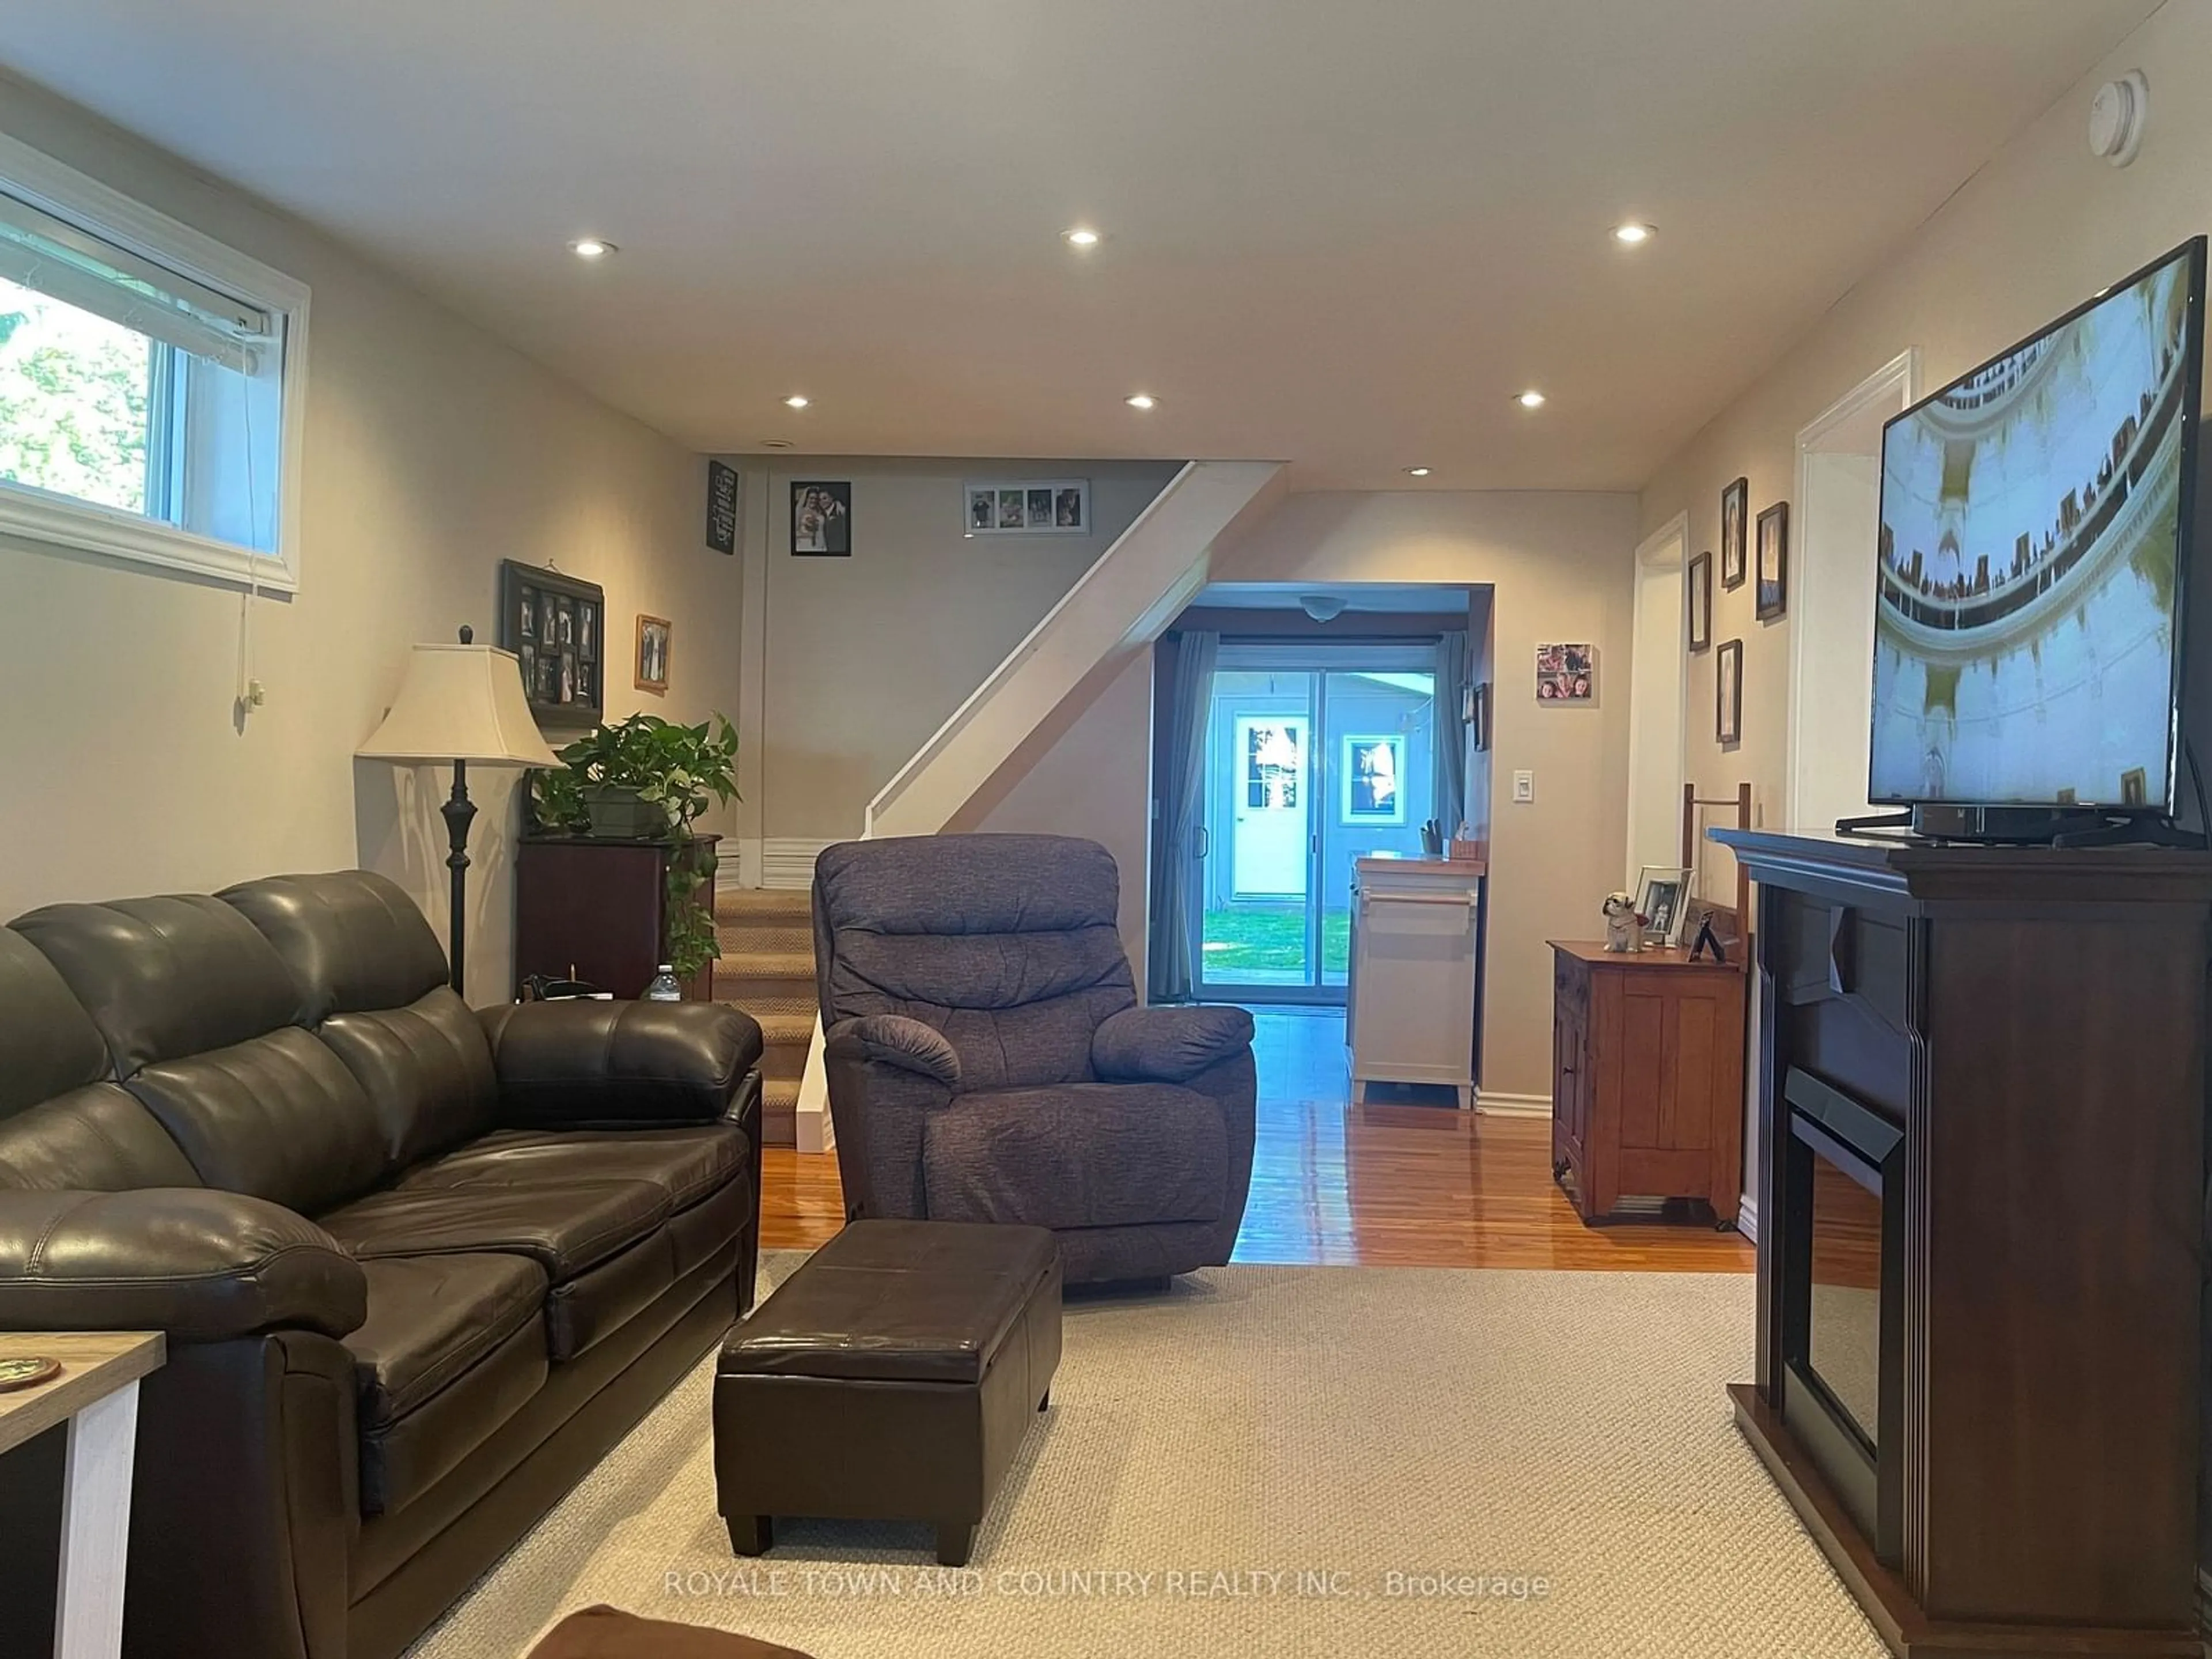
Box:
0, 871, 764, 1659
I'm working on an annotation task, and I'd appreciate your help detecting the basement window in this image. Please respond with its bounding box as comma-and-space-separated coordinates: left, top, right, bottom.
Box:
0, 130, 308, 590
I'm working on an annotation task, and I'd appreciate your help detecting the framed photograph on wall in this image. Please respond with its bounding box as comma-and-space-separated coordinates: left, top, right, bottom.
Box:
1756, 500, 1790, 621
1465, 680, 1491, 752
635, 615, 671, 694
1340, 734, 1408, 824
790, 481, 852, 556
498, 558, 604, 728
1687, 550, 1713, 651
964, 478, 1090, 535
1717, 638, 1743, 745
1720, 476, 1749, 589
1536, 642, 1594, 702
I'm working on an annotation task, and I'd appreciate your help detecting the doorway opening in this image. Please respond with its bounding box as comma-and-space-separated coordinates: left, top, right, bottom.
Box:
1199, 643, 1440, 1003
1626, 514, 1688, 884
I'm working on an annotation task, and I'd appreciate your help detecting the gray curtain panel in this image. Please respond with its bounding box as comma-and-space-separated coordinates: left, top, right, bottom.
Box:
1148, 629, 1219, 1002
1435, 630, 1469, 838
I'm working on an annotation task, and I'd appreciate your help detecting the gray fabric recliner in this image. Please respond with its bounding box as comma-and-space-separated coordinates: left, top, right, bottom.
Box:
814, 834, 1256, 1284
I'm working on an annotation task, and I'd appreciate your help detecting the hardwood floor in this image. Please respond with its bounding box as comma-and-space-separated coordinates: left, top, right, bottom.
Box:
759, 1007, 1754, 1272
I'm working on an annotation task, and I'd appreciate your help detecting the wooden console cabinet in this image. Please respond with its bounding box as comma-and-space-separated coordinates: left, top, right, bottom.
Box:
514, 835, 717, 1001
1714, 828, 2211, 1659
1548, 941, 1746, 1224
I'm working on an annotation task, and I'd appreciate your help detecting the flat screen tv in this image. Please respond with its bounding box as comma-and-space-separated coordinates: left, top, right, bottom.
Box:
1868, 237, 2206, 832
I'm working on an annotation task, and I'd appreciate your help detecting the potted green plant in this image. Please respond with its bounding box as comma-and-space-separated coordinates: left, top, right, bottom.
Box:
529, 713, 739, 982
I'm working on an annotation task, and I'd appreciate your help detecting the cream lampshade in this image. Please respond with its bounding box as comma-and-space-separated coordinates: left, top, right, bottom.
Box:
359, 626, 560, 997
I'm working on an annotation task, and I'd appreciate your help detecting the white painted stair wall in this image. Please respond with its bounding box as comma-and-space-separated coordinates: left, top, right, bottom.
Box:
792, 459, 1286, 1153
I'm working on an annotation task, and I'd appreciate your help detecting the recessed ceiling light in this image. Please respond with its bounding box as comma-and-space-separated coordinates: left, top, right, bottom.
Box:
1611, 222, 1656, 245
760, 438, 795, 449
1063, 226, 1103, 248
1126, 393, 1158, 410
1405, 466, 1432, 477
569, 236, 616, 259
782, 394, 810, 410
1516, 390, 1547, 410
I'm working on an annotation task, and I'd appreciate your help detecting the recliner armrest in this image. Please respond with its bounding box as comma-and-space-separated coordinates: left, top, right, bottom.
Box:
824, 1015, 962, 1089
480, 1000, 764, 1128
0, 1188, 366, 1342
1093, 1005, 1256, 1084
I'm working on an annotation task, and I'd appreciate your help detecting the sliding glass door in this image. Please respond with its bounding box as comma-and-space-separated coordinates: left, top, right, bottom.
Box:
1198, 646, 1438, 1003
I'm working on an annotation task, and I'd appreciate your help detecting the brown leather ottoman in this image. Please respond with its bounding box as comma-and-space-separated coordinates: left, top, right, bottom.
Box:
713, 1219, 1062, 1567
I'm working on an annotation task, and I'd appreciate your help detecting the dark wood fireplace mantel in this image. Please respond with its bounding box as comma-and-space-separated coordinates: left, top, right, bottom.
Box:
1714, 827, 2212, 1659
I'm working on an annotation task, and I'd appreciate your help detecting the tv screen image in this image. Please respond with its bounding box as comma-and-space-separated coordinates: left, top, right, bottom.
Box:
1869, 240, 2203, 810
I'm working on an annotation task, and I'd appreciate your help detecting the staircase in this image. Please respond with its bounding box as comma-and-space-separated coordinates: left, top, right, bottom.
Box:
713, 888, 816, 1147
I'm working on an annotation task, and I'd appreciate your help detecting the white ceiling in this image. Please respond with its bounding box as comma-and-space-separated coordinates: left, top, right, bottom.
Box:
0, 1, 2158, 490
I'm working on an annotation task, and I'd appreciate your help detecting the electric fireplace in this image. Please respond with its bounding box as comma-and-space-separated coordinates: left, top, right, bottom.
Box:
1778, 1067, 1902, 1562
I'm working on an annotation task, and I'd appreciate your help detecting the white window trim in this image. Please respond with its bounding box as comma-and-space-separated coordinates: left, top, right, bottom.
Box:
0, 127, 310, 592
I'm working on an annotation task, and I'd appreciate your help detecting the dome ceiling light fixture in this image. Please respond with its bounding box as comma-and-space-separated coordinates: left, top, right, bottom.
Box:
1299, 594, 1349, 623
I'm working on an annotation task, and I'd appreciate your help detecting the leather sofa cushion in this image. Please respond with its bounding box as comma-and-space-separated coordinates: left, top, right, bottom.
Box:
0, 927, 112, 1116
220, 871, 450, 1024
401, 1125, 749, 1211
317, 990, 499, 1169
922, 1085, 1227, 1232
348, 1252, 547, 1426
547, 1230, 676, 1360
719, 1218, 1056, 1384
360, 1315, 548, 1516
319, 1179, 671, 1283
0, 1084, 200, 1191
129, 1028, 389, 1217
12, 895, 305, 1076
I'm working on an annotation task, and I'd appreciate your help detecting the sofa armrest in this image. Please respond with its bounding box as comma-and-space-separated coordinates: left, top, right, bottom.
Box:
0, 1188, 366, 1342
1093, 1005, 1256, 1084
823, 1015, 962, 1088
480, 1000, 764, 1128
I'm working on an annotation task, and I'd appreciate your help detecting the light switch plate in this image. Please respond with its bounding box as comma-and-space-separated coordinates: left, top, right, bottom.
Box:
1513, 770, 1534, 802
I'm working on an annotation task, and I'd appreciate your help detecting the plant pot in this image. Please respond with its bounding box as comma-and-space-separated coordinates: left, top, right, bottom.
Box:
581, 786, 668, 840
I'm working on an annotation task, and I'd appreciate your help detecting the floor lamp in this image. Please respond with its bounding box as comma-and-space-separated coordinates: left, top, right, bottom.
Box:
358, 626, 559, 999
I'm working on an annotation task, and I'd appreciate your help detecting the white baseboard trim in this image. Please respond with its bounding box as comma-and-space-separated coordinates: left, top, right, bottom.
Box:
1474, 1091, 1551, 1118
763, 837, 838, 891
1735, 1192, 1759, 1244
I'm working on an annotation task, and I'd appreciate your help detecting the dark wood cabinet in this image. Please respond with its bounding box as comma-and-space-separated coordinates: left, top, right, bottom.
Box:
1715, 828, 2212, 1659
1548, 941, 1746, 1224
514, 835, 717, 1002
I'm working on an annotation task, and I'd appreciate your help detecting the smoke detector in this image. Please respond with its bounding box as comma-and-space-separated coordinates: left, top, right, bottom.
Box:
2088, 70, 2148, 168
1299, 594, 1348, 622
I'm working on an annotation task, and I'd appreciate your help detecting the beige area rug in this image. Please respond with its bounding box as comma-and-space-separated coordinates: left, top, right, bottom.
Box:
409, 1261, 1883, 1659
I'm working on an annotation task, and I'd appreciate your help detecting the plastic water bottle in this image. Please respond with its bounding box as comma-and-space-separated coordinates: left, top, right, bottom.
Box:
643, 965, 682, 1003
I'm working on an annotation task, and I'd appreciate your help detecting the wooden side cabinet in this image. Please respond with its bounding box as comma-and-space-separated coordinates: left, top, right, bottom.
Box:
514, 835, 717, 1001
1548, 940, 1746, 1225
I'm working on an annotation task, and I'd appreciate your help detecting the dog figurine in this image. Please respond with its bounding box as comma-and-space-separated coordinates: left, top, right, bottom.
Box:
1601, 891, 1645, 953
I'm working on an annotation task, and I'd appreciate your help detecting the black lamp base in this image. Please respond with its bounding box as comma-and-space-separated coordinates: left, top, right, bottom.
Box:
441, 757, 477, 998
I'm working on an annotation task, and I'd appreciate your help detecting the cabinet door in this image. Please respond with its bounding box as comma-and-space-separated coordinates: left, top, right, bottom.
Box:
1552, 955, 1590, 1157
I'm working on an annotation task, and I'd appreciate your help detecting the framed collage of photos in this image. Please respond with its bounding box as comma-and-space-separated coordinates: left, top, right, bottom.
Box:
499, 559, 605, 729
965, 478, 1090, 536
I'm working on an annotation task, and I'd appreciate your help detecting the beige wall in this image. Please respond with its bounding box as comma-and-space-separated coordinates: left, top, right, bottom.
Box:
0, 75, 740, 996
976, 650, 1156, 987
719, 456, 1176, 840
1201, 492, 1638, 1099
1640, 0, 2212, 885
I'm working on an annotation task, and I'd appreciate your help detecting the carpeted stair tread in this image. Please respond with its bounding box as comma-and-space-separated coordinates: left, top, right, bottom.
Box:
713, 950, 815, 982
748, 1012, 817, 1048
715, 888, 814, 919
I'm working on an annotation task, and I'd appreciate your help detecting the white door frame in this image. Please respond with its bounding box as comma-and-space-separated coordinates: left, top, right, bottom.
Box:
1785, 349, 1919, 830
1625, 512, 1690, 884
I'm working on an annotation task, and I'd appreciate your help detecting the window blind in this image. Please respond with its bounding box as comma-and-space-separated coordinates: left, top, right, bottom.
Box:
0, 188, 272, 374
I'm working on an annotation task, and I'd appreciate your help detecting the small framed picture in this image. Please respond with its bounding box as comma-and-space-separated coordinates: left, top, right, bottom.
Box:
1756, 501, 1789, 621
556, 596, 574, 646
1536, 643, 1594, 702
1721, 477, 1748, 589
518, 588, 536, 641
499, 559, 605, 728
577, 603, 595, 662
791, 481, 852, 556
964, 478, 1091, 535
636, 615, 672, 694
1465, 681, 1492, 752
1687, 551, 1713, 652
1634, 865, 1692, 948
1717, 638, 1743, 745
1340, 734, 1407, 824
